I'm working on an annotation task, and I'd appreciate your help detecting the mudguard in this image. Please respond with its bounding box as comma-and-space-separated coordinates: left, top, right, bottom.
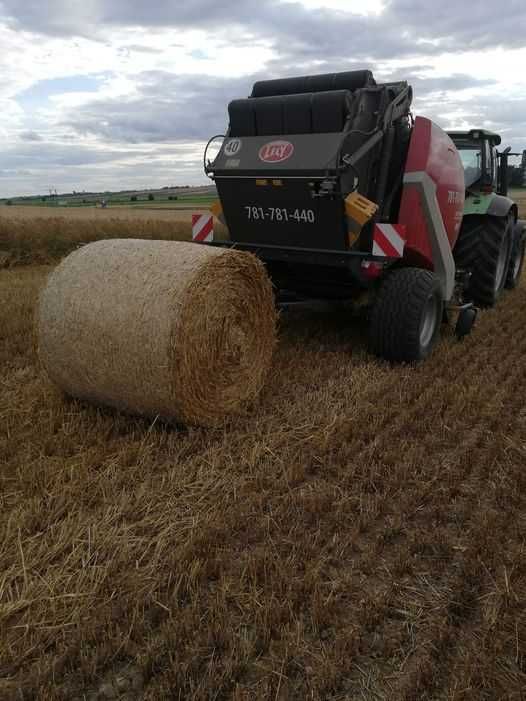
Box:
487, 194, 517, 219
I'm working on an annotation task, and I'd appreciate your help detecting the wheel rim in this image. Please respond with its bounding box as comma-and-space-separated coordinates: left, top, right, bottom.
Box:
419, 294, 440, 349
495, 232, 512, 292
512, 240, 525, 281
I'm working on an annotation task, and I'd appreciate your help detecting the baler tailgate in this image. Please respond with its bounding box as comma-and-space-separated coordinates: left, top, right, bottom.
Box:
216, 177, 348, 250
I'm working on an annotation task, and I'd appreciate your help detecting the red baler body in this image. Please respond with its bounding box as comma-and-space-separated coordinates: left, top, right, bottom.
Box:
398, 116, 465, 269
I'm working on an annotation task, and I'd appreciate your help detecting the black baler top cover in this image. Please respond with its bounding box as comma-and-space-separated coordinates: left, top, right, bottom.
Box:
228, 89, 354, 138
251, 69, 375, 98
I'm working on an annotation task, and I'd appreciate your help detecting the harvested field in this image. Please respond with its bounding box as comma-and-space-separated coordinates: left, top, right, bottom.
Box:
0, 206, 224, 268
0, 209, 191, 267
1, 257, 526, 700
1, 205, 202, 222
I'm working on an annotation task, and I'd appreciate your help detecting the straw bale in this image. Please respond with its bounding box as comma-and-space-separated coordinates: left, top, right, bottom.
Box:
37, 239, 277, 426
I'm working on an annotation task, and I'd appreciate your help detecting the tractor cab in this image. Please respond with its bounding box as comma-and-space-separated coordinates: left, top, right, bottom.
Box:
448, 129, 501, 192
447, 128, 518, 198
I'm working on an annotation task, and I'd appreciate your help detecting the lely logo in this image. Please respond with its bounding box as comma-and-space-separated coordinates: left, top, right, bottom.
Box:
224, 138, 242, 157
258, 140, 294, 163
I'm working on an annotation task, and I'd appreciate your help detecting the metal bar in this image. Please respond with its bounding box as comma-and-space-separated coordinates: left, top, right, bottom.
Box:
382, 85, 412, 127
213, 174, 329, 180
446, 301, 475, 311
345, 130, 384, 167
203, 240, 393, 262
375, 126, 395, 214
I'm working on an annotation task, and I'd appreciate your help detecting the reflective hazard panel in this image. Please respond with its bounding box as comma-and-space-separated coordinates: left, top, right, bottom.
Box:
372, 224, 406, 258
192, 214, 214, 243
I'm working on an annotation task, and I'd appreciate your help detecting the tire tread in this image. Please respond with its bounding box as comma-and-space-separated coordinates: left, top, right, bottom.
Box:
369, 267, 441, 362
453, 214, 510, 307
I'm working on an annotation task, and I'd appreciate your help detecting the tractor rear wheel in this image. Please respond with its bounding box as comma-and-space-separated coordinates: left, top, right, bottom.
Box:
369, 267, 442, 362
454, 214, 512, 307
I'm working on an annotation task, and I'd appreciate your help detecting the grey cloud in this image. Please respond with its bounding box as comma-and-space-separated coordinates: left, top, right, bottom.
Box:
391, 71, 497, 96
19, 130, 43, 142
2, 142, 146, 168
389, 0, 526, 51
0, 168, 33, 177
59, 66, 526, 178
379, 69, 500, 108
2, 0, 525, 60
0, 143, 205, 197
121, 44, 165, 54
64, 72, 255, 143
62, 68, 507, 147
413, 93, 526, 157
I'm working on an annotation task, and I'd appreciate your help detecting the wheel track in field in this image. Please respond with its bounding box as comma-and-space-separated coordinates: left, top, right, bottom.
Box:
321, 294, 524, 514
337, 401, 523, 698
385, 401, 526, 700
329, 291, 523, 466
331, 291, 526, 699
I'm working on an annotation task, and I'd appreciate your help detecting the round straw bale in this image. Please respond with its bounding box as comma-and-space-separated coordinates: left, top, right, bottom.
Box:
37, 239, 277, 426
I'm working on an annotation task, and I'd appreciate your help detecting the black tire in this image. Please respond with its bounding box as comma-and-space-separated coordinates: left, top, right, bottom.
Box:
453, 214, 513, 307
505, 226, 525, 289
369, 267, 442, 362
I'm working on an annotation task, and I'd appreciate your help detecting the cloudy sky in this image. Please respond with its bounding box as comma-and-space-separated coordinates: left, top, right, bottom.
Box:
1, 0, 525, 197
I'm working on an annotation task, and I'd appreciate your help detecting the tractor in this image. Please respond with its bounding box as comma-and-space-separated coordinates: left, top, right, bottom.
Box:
203, 69, 525, 362
447, 129, 526, 306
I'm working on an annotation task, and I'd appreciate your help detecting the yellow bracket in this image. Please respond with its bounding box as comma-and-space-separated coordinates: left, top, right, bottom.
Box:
210, 199, 225, 226
345, 191, 379, 227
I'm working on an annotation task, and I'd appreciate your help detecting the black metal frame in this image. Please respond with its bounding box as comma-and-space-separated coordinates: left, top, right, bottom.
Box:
203, 239, 394, 268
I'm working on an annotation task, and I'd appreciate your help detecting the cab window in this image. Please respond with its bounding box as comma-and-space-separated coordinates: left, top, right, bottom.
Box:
457, 145, 482, 187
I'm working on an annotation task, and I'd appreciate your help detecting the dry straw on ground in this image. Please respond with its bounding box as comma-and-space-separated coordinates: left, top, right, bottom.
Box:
2, 263, 526, 700
0, 212, 194, 266
37, 239, 277, 426
2, 194, 526, 699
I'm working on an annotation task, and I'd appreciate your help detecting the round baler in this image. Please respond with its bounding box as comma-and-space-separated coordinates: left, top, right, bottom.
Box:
203, 69, 525, 362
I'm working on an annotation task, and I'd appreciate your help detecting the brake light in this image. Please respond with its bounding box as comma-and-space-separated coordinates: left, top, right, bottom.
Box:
361, 261, 384, 279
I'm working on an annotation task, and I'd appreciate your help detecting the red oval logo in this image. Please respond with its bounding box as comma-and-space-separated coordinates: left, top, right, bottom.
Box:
258, 140, 294, 163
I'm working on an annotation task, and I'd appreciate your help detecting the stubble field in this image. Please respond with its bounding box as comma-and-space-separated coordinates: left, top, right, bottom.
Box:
1, 196, 526, 700
0, 206, 200, 267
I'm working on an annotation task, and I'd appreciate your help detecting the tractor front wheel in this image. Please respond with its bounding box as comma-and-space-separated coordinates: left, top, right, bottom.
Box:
369, 267, 442, 362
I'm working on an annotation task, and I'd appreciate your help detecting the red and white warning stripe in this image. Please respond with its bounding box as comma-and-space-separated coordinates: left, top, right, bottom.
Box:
192, 214, 214, 243
372, 223, 406, 258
